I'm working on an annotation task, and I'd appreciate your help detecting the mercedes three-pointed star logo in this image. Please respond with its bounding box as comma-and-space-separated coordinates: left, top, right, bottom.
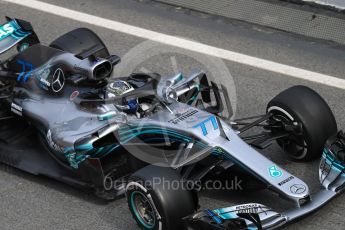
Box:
290, 184, 306, 194
51, 68, 65, 93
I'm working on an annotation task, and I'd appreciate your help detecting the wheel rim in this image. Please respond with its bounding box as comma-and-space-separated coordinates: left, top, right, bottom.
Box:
130, 191, 156, 229
269, 109, 308, 160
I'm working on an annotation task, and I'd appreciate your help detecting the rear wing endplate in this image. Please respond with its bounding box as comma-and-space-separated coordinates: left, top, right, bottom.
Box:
0, 18, 39, 54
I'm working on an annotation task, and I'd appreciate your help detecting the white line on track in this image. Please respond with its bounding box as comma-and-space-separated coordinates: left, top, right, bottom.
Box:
3, 0, 345, 89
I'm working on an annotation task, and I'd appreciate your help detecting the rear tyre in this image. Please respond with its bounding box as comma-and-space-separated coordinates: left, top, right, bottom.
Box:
267, 85, 337, 161
50, 28, 109, 58
126, 165, 198, 230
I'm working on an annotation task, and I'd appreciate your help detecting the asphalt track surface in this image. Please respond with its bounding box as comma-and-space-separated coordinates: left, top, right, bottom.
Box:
0, 0, 345, 229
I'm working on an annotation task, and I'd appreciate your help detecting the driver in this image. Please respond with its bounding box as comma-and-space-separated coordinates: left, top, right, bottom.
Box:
107, 80, 138, 114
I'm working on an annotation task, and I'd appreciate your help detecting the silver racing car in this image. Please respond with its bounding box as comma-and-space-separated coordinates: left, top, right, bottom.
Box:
0, 18, 342, 230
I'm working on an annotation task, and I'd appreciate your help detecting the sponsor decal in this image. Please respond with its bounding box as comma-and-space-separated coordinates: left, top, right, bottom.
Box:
40, 78, 51, 87
235, 204, 268, 215
193, 115, 219, 136
278, 176, 295, 186
269, 165, 283, 178
290, 184, 307, 195
168, 109, 198, 124
51, 68, 65, 92
11, 102, 22, 116
69, 90, 79, 101
0, 23, 15, 40
35, 65, 51, 90
0, 20, 31, 54
46, 129, 64, 153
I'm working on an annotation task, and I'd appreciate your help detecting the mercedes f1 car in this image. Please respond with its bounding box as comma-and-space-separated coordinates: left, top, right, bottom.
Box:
0, 18, 344, 230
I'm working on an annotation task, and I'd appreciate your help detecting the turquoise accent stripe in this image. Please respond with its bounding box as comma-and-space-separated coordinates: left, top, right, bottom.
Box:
119, 126, 195, 143
62, 123, 220, 168
121, 130, 191, 143
206, 209, 223, 224
119, 125, 169, 134
75, 143, 93, 151
323, 148, 345, 172
213, 208, 238, 220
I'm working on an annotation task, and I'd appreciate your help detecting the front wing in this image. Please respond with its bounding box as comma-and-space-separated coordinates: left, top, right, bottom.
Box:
184, 148, 345, 229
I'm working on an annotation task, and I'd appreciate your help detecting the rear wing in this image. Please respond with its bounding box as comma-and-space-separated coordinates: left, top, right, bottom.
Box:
0, 18, 39, 54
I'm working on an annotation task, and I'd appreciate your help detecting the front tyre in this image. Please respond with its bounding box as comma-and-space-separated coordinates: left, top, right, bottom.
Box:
126, 165, 198, 230
267, 85, 337, 161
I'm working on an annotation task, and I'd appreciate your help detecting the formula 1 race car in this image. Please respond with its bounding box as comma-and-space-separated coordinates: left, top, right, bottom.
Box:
0, 18, 343, 230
